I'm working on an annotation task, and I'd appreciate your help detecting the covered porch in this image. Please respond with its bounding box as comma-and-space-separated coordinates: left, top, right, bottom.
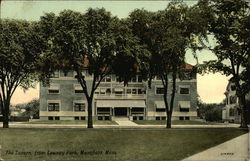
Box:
96, 100, 146, 120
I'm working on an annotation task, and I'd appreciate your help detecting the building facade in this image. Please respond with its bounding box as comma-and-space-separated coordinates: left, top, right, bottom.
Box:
39, 66, 198, 121
223, 81, 250, 123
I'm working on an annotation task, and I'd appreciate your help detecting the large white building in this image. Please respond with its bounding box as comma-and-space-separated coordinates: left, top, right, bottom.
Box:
39, 64, 198, 121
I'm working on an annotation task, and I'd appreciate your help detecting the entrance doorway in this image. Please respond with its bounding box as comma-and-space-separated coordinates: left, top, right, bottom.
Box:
114, 108, 127, 116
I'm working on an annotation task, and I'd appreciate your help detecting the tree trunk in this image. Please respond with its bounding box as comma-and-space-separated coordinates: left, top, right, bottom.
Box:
166, 113, 172, 128
162, 76, 170, 129
3, 119, 9, 128
87, 98, 93, 128
239, 95, 248, 128
168, 70, 177, 129
2, 102, 10, 128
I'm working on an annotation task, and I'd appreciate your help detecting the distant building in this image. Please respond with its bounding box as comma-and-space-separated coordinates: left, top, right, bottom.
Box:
223, 81, 250, 123
39, 64, 198, 121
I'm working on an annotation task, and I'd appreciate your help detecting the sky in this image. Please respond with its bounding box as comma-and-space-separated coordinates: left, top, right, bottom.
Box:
0, 0, 230, 104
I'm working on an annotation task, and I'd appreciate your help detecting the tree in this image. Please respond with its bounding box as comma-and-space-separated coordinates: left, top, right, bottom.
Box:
21, 99, 39, 119
0, 19, 42, 128
197, 98, 224, 122
128, 2, 207, 128
197, 0, 250, 128
39, 9, 148, 128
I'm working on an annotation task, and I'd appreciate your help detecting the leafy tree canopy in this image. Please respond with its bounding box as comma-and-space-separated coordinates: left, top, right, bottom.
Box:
0, 19, 43, 127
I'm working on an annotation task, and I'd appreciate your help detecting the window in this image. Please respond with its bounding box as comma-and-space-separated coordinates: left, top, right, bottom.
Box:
126, 89, 132, 94
179, 117, 184, 120
106, 75, 111, 82
75, 89, 84, 93
51, 71, 59, 78
182, 72, 192, 80
100, 88, 106, 95
185, 117, 190, 120
179, 101, 190, 112
156, 116, 166, 120
231, 85, 236, 91
98, 116, 103, 120
139, 116, 143, 120
104, 116, 110, 120
114, 88, 123, 95
138, 75, 142, 82
156, 108, 166, 112
95, 89, 100, 95
74, 103, 85, 111
75, 116, 85, 120
101, 75, 111, 82
48, 89, 59, 94
74, 84, 84, 94
132, 89, 137, 94
48, 84, 60, 94
229, 108, 235, 116
138, 89, 143, 95
106, 88, 111, 95
229, 96, 237, 104
74, 71, 86, 79
131, 108, 144, 114
48, 103, 59, 111
133, 116, 137, 120
156, 87, 164, 94
131, 77, 137, 82
116, 77, 120, 82
97, 108, 110, 114
180, 87, 189, 94
180, 108, 189, 112
48, 116, 59, 120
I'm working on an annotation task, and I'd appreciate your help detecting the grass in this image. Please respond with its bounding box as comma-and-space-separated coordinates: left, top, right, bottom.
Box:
134, 120, 218, 125
22, 120, 118, 125
22, 120, 215, 125
0, 128, 246, 161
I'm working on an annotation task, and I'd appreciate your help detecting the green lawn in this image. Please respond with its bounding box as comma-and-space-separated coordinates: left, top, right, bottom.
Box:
23, 120, 118, 125
134, 120, 218, 125
0, 129, 246, 161
23, 120, 215, 125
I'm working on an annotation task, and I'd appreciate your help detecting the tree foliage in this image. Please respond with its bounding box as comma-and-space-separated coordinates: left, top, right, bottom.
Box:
21, 99, 39, 119
197, 0, 250, 128
0, 19, 42, 128
197, 98, 224, 122
128, 2, 207, 128
39, 9, 149, 128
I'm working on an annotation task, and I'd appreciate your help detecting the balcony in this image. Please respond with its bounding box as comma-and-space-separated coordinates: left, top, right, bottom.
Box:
94, 94, 146, 99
